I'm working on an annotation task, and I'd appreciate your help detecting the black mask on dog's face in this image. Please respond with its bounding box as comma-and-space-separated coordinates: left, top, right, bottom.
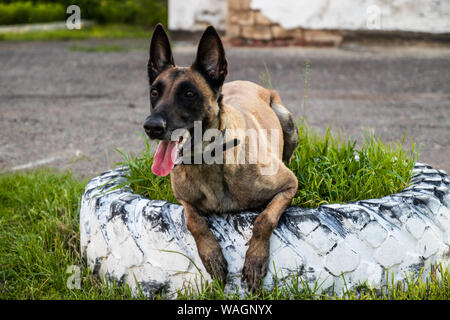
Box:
143, 24, 228, 176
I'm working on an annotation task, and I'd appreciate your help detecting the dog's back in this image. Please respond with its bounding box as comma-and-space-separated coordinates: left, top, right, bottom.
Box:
222, 80, 298, 163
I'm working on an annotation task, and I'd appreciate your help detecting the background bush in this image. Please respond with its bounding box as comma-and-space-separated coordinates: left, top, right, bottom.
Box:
0, 2, 65, 25
0, 0, 167, 26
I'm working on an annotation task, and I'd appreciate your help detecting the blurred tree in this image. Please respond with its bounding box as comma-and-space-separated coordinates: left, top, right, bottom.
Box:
0, 0, 167, 26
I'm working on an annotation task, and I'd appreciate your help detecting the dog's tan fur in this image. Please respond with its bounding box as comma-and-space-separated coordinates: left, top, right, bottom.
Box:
145, 25, 298, 290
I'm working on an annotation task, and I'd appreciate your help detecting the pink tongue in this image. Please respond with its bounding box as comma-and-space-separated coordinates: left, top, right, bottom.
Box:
152, 140, 178, 176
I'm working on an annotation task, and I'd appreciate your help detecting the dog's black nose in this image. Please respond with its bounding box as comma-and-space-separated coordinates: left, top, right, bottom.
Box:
144, 117, 167, 139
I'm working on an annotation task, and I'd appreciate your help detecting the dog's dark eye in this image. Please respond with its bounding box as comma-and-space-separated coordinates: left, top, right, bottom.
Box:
150, 88, 159, 97
184, 90, 196, 98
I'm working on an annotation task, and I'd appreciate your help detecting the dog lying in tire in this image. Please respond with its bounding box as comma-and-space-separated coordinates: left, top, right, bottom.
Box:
143, 24, 299, 291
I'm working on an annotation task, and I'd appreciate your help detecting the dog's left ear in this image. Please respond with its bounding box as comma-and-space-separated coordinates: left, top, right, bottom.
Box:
192, 26, 228, 92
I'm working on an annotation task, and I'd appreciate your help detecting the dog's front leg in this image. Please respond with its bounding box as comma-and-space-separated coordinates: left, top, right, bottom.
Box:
242, 179, 297, 291
180, 200, 228, 282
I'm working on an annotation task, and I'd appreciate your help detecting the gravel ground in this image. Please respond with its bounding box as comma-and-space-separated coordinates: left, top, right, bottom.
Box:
0, 39, 449, 178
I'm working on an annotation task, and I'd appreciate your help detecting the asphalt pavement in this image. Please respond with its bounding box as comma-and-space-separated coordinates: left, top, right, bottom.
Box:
0, 39, 449, 177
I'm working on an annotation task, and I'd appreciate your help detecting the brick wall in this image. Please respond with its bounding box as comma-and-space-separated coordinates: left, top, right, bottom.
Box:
226, 0, 343, 46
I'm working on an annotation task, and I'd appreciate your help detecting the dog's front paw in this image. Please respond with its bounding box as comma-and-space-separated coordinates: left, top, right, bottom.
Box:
242, 240, 270, 292
197, 242, 228, 283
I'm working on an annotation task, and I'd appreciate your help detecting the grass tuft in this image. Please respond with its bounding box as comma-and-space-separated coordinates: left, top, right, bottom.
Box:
289, 122, 419, 207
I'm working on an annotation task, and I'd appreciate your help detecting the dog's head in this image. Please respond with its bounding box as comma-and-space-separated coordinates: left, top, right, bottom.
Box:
143, 24, 228, 176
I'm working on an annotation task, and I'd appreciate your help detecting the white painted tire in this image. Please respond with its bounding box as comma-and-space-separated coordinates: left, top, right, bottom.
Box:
80, 163, 450, 298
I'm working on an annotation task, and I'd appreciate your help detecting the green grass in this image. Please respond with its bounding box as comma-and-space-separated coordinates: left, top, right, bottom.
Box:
117, 123, 419, 209
0, 23, 152, 41
69, 44, 129, 53
0, 169, 146, 299
177, 263, 449, 300
289, 123, 418, 207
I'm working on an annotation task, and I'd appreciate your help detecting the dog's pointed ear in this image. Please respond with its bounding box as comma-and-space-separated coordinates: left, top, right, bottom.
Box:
148, 24, 175, 84
192, 26, 228, 92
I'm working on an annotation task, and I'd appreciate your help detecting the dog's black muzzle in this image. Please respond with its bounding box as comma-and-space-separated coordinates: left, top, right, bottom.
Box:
143, 115, 167, 140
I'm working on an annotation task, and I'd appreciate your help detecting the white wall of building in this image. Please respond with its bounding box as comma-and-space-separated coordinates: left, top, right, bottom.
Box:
169, 0, 450, 34
168, 0, 227, 32
251, 0, 450, 34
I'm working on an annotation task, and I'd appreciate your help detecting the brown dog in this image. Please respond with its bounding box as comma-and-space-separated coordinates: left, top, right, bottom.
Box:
143, 24, 298, 290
